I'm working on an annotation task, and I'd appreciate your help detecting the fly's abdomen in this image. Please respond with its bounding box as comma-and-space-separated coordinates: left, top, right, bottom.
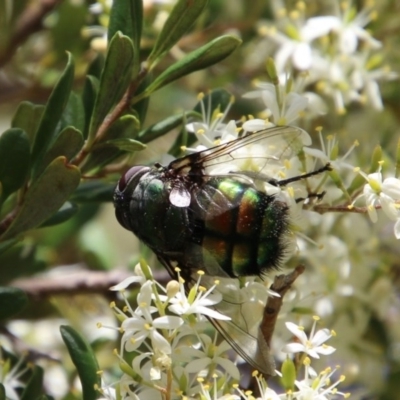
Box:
197, 179, 289, 277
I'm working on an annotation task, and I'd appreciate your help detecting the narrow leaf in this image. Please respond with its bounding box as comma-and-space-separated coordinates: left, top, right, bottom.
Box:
71, 182, 115, 203
1, 157, 81, 240
82, 115, 139, 173
131, 72, 152, 124
60, 325, 100, 400
20, 366, 44, 400
88, 33, 134, 145
0, 239, 18, 255
0, 128, 31, 199
40, 202, 79, 228
101, 138, 146, 152
144, 35, 241, 95
138, 113, 195, 144
148, 0, 209, 65
87, 53, 105, 79
11, 101, 45, 145
34, 126, 84, 177
0, 384, 5, 400
0, 287, 28, 319
108, 0, 143, 69
82, 75, 99, 139
60, 91, 85, 133
31, 53, 75, 168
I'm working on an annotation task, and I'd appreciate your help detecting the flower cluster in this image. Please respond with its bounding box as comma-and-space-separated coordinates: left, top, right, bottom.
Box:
353, 163, 400, 238
98, 262, 240, 399
90, 2, 399, 398
99, 261, 347, 400
247, 1, 396, 114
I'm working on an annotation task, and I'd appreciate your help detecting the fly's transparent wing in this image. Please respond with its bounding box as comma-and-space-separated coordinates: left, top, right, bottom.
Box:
201, 274, 276, 376
157, 255, 276, 376
168, 126, 310, 177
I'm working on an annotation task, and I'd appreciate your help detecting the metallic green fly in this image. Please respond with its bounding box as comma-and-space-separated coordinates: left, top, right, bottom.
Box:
114, 125, 330, 375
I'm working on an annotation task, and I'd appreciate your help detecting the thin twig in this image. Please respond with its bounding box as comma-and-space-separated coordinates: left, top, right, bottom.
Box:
11, 266, 169, 300
260, 265, 305, 346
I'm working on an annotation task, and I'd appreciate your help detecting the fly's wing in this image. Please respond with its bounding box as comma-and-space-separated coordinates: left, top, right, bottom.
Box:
201, 274, 276, 376
157, 254, 276, 376
168, 125, 310, 177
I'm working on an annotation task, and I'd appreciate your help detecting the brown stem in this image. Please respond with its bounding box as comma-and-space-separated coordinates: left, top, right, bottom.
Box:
72, 66, 148, 167
313, 204, 371, 214
0, 208, 18, 236
10, 267, 170, 300
260, 265, 305, 346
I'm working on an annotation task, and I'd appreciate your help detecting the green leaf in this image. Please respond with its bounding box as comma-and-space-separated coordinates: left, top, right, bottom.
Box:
60, 325, 100, 400
0, 239, 18, 255
138, 112, 195, 144
0, 128, 31, 200
0, 287, 28, 319
40, 201, 79, 228
148, 0, 209, 66
60, 91, 85, 133
11, 101, 45, 145
87, 33, 134, 145
82, 75, 99, 139
131, 72, 152, 124
0, 157, 81, 241
21, 366, 44, 400
87, 53, 105, 80
144, 35, 241, 96
34, 126, 84, 177
101, 138, 146, 152
82, 115, 139, 173
31, 53, 75, 169
108, 0, 143, 72
0, 383, 5, 400
71, 181, 115, 203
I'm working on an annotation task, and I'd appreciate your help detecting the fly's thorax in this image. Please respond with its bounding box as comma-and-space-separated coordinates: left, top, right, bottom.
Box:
192, 177, 292, 277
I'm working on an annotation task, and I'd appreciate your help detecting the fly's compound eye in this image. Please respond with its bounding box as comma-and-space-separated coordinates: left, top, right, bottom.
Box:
117, 166, 150, 192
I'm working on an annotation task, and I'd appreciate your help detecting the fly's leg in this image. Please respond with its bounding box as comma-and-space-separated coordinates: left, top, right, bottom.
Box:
273, 163, 332, 187
295, 190, 326, 204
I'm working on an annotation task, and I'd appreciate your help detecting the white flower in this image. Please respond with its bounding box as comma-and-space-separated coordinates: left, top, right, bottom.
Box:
356, 165, 400, 231
168, 271, 230, 321
109, 263, 147, 290
121, 281, 183, 354
282, 318, 336, 359
331, 5, 381, 55
350, 54, 398, 110
262, 15, 339, 72
243, 81, 308, 126
0, 352, 28, 400
199, 374, 241, 400
185, 93, 237, 150
235, 373, 283, 400
294, 366, 349, 400
181, 334, 239, 379
303, 131, 356, 171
